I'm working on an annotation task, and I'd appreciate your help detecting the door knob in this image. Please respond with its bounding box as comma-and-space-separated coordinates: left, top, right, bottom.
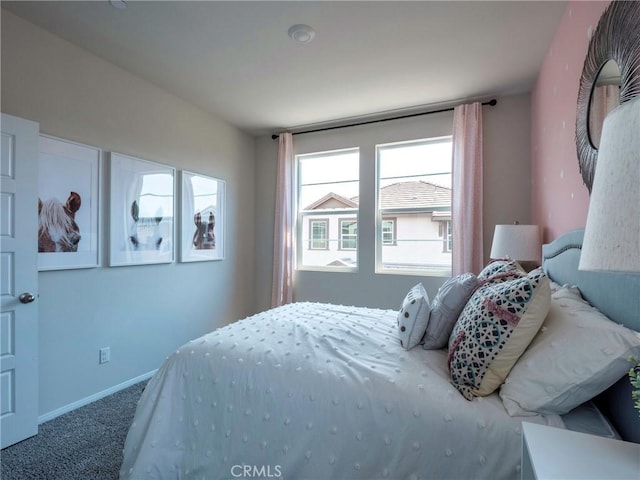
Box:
19, 292, 36, 304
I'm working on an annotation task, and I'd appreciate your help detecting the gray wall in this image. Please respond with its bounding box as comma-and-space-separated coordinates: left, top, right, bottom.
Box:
1, 11, 256, 417
254, 93, 532, 312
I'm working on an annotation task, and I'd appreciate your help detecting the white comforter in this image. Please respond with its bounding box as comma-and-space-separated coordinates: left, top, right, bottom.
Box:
120, 302, 563, 480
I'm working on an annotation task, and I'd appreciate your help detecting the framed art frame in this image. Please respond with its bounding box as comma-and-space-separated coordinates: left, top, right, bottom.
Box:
38, 135, 101, 271
109, 152, 175, 266
180, 171, 225, 262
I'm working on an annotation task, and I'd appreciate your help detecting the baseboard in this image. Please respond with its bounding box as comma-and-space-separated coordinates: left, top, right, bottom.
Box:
38, 369, 157, 424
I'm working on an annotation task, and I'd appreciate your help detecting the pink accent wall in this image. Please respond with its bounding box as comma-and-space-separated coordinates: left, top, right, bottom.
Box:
531, 1, 609, 243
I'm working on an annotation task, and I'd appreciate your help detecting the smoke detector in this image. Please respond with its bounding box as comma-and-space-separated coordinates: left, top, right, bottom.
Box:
288, 24, 316, 44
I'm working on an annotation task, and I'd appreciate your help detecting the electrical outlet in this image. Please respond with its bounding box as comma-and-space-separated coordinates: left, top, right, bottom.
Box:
99, 347, 110, 364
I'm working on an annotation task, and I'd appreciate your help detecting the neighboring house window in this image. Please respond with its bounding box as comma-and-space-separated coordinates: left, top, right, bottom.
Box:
339, 219, 357, 250
376, 137, 453, 275
296, 148, 359, 270
309, 219, 328, 250
441, 220, 453, 252
382, 218, 396, 245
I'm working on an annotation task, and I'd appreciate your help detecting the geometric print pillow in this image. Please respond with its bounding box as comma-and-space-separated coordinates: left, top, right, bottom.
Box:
447, 267, 550, 400
477, 259, 525, 282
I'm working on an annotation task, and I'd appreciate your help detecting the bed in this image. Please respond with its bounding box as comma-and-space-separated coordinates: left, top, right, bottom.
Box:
120, 229, 640, 480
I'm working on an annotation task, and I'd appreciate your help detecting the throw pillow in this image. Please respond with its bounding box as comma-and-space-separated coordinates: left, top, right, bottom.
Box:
423, 273, 479, 350
477, 259, 525, 282
397, 283, 431, 350
500, 285, 640, 416
447, 268, 550, 400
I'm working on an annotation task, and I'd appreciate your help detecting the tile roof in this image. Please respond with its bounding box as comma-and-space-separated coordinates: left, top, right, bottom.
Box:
305, 181, 451, 211
355, 181, 451, 209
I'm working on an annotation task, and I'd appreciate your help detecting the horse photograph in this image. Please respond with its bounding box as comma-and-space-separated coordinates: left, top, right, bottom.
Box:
192, 210, 215, 250
180, 171, 224, 262
129, 200, 164, 251
38, 192, 82, 252
109, 152, 175, 266
37, 136, 100, 270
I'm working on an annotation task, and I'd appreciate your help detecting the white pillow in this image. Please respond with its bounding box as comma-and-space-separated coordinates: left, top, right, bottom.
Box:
422, 273, 478, 350
397, 283, 431, 350
500, 285, 640, 416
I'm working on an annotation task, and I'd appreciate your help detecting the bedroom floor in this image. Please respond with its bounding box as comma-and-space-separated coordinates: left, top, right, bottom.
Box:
0, 381, 146, 480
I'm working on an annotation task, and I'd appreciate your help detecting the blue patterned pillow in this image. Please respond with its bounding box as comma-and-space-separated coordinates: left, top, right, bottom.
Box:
477, 259, 524, 282
447, 268, 550, 400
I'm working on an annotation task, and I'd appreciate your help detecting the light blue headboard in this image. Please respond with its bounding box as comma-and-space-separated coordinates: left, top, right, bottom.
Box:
542, 229, 640, 443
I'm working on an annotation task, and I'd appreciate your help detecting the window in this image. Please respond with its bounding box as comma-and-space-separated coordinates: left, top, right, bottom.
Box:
376, 137, 452, 275
339, 219, 357, 250
296, 148, 359, 270
295, 137, 451, 275
382, 218, 396, 245
441, 220, 452, 252
309, 219, 329, 250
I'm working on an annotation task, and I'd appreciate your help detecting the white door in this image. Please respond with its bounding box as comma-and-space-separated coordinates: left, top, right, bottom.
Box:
1, 113, 39, 448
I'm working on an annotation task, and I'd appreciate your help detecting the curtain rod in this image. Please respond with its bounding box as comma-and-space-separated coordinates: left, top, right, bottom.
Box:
271, 99, 497, 140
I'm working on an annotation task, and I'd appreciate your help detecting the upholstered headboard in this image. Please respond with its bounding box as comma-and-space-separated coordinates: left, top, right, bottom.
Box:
542, 229, 640, 443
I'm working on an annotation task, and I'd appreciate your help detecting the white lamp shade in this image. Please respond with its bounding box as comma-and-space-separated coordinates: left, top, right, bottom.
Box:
490, 224, 541, 262
579, 96, 640, 273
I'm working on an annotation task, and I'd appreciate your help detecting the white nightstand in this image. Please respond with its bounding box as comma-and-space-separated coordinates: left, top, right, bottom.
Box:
521, 422, 640, 480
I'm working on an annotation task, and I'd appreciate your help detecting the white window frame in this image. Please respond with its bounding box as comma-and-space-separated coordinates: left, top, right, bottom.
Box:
375, 136, 453, 276
295, 147, 359, 272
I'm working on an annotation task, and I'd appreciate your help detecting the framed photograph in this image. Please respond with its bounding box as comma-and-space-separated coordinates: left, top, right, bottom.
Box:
180, 171, 225, 262
109, 152, 175, 266
38, 135, 101, 271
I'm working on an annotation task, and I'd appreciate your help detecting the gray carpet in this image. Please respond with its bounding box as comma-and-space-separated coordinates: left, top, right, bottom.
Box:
0, 380, 147, 480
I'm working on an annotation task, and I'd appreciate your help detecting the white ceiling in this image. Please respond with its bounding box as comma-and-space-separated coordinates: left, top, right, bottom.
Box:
2, 1, 566, 136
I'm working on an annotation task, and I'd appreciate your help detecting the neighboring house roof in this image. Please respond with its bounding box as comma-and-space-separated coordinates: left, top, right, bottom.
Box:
327, 257, 357, 267
375, 181, 451, 209
304, 192, 358, 210
306, 181, 451, 211
355, 181, 451, 209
